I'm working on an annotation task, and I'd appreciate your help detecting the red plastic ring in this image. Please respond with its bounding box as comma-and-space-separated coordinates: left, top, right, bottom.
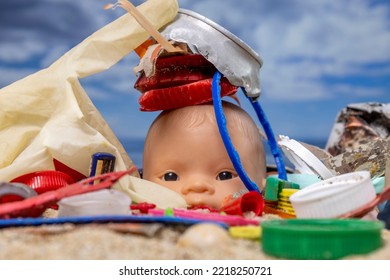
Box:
10, 170, 75, 194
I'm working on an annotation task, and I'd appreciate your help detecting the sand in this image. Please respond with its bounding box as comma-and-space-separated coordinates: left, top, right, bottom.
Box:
0, 212, 388, 260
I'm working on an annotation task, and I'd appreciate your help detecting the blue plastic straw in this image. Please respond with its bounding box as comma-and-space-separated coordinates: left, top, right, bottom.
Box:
212, 71, 260, 193
212, 71, 288, 193
247, 96, 288, 181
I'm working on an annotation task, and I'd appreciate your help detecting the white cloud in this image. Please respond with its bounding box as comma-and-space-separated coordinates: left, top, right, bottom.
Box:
259, 2, 390, 63
0, 0, 119, 63
330, 84, 386, 97
0, 39, 46, 63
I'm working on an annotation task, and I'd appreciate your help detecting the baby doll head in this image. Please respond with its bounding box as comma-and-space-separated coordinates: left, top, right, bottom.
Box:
142, 101, 266, 210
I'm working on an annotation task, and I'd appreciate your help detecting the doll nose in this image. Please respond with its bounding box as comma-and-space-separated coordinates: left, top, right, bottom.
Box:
181, 179, 215, 195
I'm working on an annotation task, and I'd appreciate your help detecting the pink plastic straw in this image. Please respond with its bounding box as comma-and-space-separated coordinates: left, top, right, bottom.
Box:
148, 208, 259, 226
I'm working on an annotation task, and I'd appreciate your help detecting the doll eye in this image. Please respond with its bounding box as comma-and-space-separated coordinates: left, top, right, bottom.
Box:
216, 171, 234, 181
162, 172, 179, 181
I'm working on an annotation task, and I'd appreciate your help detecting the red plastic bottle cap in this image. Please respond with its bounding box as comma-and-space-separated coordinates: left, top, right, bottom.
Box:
10, 170, 75, 194
220, 191, 264, 216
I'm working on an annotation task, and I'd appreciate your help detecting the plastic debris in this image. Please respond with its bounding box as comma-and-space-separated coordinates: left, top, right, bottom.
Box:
326, 102, 390, 156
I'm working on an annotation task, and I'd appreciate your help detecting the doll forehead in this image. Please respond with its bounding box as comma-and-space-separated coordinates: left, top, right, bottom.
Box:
152, 103, 256, 132
144, 102, 264, 159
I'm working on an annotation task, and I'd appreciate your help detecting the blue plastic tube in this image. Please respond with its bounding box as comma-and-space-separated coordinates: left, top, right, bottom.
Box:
248, 97, 288, 181
212, 71, 288, 193
212, 71, 260, 193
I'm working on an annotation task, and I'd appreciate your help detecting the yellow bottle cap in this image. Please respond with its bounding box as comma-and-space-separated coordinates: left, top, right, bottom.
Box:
278, 197, 292, 203
229, 226, 261, 240
279, 188, 299, 196
278, 201, 294, 209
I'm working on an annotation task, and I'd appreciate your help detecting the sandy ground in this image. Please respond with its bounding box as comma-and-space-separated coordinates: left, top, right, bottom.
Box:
0, 212, 388, 260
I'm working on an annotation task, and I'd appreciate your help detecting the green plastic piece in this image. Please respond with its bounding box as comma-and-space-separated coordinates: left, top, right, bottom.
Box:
264, 177, 279, 201
278, 179, 300, 190
164, 208, 174, 217
264, 177, 300, 201
261, 219, 384, 260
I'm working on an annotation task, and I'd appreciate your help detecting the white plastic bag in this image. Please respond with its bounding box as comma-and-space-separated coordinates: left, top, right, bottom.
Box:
0, 0, 187, 209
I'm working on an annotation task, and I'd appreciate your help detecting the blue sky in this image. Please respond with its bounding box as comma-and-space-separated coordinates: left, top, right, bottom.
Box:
1, 0, 389, 148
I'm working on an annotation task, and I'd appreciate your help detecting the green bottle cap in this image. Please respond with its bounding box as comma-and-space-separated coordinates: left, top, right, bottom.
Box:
261, 219, 384, 259
264, 177, 279, 201
278, 179, 300, 190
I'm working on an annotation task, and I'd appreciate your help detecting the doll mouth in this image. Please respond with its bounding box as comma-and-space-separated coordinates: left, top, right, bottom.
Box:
188, 204, 219, 213
184, 196, 220, 210
186, 198, 206, 207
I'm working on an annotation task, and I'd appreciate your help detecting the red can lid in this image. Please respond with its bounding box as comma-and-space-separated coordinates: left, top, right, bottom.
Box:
134, 54, 216, 93
135, 53, 238, 111
10, 170, 75, 194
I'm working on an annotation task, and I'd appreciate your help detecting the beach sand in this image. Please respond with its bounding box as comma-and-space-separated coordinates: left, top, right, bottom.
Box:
0, 211, 388, 260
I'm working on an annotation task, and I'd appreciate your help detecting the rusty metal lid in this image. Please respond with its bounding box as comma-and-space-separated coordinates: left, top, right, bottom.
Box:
160, 9, 263, 98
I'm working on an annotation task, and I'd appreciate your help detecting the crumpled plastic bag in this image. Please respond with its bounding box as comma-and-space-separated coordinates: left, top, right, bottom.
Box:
0, 0, 187, 209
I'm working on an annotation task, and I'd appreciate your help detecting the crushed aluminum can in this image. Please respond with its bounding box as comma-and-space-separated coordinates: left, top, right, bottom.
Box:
322, 102, 390, 178
160, 9, 263, 99
325, 102, 390, 156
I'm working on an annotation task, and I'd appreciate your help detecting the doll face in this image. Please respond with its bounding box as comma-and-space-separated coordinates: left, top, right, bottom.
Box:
142, 104, 265, 210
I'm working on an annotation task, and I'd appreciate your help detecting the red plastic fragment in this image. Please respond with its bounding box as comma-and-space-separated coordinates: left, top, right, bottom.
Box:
53, 159, 87, 182
130, 202, 156, 214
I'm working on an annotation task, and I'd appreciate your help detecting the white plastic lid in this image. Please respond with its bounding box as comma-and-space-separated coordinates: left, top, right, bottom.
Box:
278, 135, 334, 180
290, 171, 376, 218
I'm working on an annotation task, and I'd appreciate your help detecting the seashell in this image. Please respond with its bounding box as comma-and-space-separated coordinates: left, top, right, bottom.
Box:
177, 223, 231, 250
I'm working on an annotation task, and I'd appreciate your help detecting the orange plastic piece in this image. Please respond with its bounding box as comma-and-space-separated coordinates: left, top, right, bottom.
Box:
134, 38, 155, 58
